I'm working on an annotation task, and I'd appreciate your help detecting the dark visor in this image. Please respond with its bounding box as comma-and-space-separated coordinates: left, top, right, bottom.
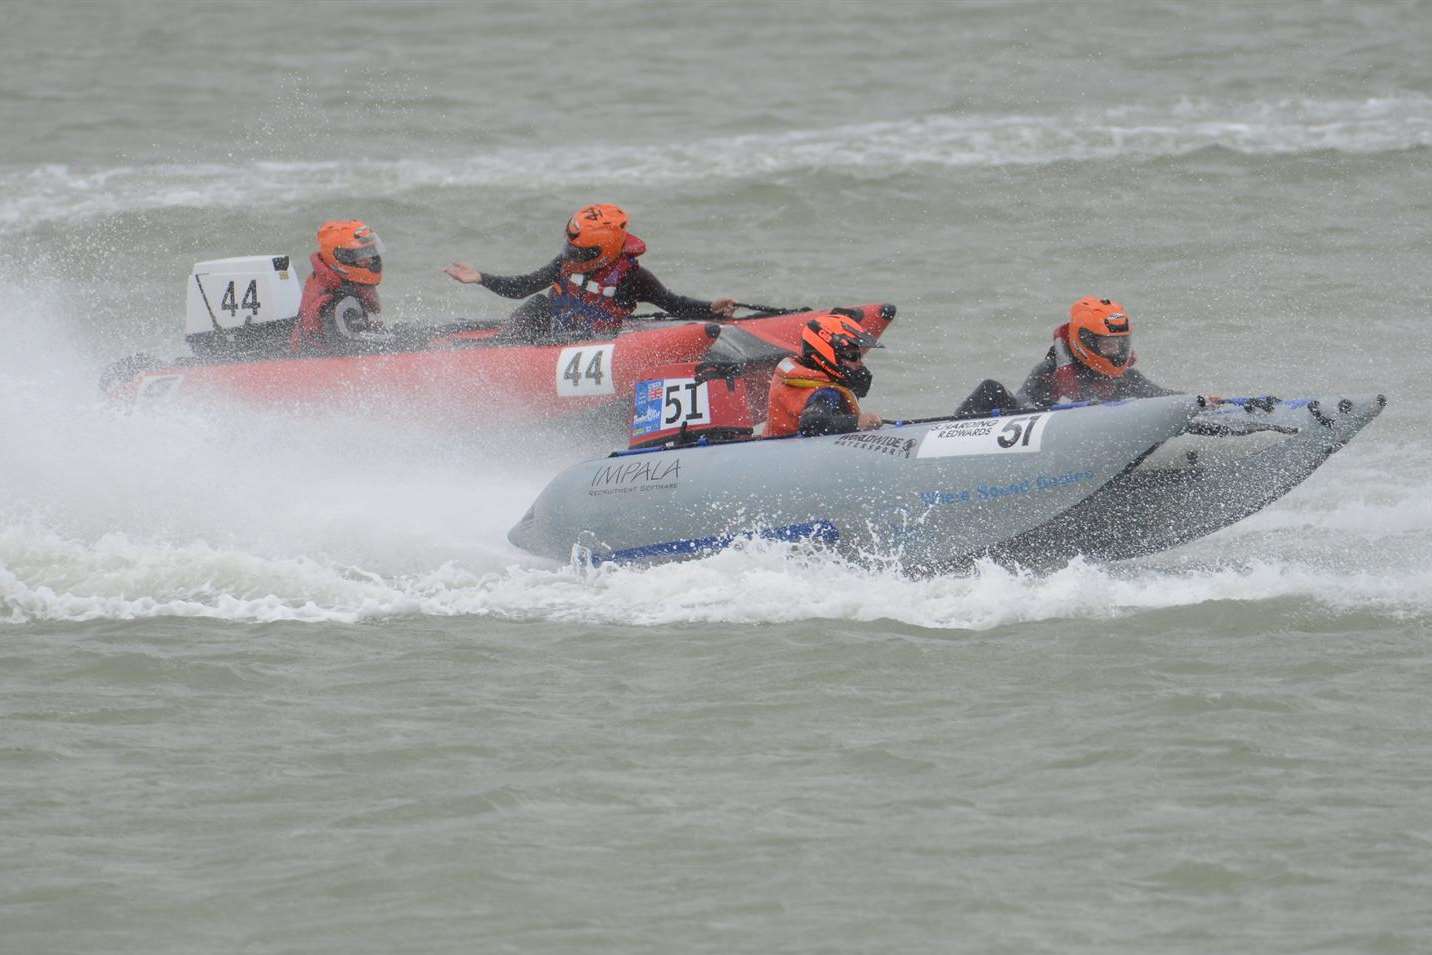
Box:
832, 337, 863, 362
334, 246, 381, 273
1078, 328, 1130, 366
833, 319, 882, 360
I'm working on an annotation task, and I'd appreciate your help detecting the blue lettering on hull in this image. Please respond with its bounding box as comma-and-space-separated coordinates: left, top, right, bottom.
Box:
919, 469, 1096, 507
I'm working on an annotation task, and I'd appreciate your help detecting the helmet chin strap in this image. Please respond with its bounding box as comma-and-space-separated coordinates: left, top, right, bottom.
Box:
844, 364, 873, 398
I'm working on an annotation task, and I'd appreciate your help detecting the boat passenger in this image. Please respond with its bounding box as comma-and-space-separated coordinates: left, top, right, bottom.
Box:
766, 313, 884, 438
291, 220, 393, 355
953, 295, 1176, 416
443, 204, 737, 342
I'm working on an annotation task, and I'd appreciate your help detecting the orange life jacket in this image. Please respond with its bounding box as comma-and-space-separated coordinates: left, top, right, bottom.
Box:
765, 357, 861, 438
291, 252, 381, 354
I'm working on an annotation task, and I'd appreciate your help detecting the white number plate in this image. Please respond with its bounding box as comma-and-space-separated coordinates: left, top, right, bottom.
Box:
556, 344, 615, 397
632, 377, 712, 437
916, 413, 1049, 459
659, 378, 711, 427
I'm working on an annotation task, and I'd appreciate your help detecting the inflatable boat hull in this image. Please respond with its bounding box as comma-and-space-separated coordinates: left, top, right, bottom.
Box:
102, 304, 895, 427
509, 396, 1204, 572
509, 393, 1384, 573
989, 393, 1386, 567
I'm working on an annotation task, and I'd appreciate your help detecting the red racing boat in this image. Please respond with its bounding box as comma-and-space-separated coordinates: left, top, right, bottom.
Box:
100, 255, 895, 427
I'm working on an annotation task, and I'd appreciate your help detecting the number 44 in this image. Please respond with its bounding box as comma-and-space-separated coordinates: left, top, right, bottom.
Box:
220, 279, 261, 317
563, 351, 605, 388
556, 345, 614, 396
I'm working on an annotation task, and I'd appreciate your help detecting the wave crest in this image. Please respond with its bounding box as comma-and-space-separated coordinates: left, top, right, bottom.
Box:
4, 95, 1431, 235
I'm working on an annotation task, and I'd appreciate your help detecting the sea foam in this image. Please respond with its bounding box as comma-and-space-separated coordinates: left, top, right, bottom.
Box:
4, 95, 1431, 236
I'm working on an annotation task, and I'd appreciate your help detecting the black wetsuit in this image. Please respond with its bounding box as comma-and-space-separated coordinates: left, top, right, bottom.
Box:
954, 350, 1175, 418
797, 389, 861, 436
1016, 348, 1176, 408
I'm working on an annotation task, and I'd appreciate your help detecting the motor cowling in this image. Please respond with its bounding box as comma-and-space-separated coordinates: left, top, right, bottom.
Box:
185, 255, 302, 358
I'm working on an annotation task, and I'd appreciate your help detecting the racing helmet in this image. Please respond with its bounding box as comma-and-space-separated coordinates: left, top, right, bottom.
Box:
563, 203, 635, 270
317, 220, 384, 285
1068, 296, 1132, 378
801, 312, 883, 390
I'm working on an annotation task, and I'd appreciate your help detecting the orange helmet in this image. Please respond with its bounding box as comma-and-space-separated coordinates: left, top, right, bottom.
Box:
1068, 296, 1132, 378
563, 203, 631, 270
317, 220, 383, 285
801, 312, 882, 389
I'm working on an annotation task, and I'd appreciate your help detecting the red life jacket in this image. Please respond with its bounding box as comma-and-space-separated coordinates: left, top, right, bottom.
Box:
765, 357, 861, 438
291, 253, 381, 354
1048, 322, 1136, 403
547, 235, 646, 337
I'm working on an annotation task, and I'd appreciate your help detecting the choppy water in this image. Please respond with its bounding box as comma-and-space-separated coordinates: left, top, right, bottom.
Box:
3, 2, 1431, 951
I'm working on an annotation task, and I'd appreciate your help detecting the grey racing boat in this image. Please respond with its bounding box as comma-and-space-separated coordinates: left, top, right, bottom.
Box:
508, 393, 1384, 573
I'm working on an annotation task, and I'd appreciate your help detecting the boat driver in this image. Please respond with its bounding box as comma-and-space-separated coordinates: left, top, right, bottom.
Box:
291, 219, 394, 355
953, 295, 1177, 416
765, 313, 885, 438
443, 204, 738, 343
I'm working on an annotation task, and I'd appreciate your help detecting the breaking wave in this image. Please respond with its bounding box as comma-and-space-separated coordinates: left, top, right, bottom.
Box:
4, 94, 1431, 235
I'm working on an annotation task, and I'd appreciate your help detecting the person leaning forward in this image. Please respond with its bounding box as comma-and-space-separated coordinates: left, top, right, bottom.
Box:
765, 313, 885, 438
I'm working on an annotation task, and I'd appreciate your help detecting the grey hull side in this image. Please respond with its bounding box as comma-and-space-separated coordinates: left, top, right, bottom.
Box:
989, 394, 1386, 567
509, 396, 1202, 570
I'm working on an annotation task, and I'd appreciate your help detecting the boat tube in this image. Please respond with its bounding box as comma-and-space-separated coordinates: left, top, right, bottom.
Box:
99, 255, 895, 426
507, 393, 1385, 573
987, 393, 1387, 567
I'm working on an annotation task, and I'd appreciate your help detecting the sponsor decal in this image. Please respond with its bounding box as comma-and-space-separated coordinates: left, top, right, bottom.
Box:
632, 379, 665, 436
916, 413, 1049, 459
632, 377, 710, 437
918, 469, 1095, 507
587, 458, 682, 496
1034, 469, 1095, 491
833, 433, 918, 458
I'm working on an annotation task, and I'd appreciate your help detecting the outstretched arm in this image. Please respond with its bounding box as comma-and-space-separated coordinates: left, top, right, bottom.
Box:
444, 257, 562, 299
628, 267, 736, 319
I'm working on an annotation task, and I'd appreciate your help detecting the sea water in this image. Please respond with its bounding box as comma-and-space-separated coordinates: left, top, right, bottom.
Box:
3, 3, 1430, 951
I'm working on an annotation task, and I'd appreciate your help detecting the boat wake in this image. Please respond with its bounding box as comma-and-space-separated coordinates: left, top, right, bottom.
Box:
5, 516, 1431, 628
1, 266, 1425, 631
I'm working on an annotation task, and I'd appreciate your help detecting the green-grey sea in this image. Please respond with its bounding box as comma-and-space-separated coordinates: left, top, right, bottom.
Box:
3, 2, 1430, 952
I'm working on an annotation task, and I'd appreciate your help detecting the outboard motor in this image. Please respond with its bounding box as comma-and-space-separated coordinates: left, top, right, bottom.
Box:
185, 255, 302, 358
629, 361, 754, 449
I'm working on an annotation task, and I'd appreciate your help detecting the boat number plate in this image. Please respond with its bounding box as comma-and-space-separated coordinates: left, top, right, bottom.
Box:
556, 344, 615, 397
633, 378, 711, 436
916, 413, 1048, 458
